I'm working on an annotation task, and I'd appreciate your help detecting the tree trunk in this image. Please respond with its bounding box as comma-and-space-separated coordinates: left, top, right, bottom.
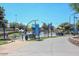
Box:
51, 29, 52, 37
3, 26, 6, 40
48, 29, 49, 37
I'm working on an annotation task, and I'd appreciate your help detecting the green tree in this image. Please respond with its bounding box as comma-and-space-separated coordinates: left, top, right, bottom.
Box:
76, 20, 79, 30
18, 23, 25, 29
42, 23, 48, 31
58, 22, 73, 34
10, 22, 26, 31
41, 23, 48, 37
0, 6, 6, 39
3, 19, 8, 28
10, 22, 19, 31
70, 3, 79, 13
0, 6, 5, 27
70, 3, 79, 34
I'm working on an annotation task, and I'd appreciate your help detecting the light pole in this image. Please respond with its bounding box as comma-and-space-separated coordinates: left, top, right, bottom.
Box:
69, 13, 76, 25
73, 12, 79, 35
69, 12, 78, 35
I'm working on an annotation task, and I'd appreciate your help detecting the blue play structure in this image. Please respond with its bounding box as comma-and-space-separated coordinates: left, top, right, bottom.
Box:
32, 24, 40, 40
32, 24, 40, 36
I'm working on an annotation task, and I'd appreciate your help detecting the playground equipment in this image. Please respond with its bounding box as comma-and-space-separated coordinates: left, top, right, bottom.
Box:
25, 20, 41, 41
32, 24, 40, 40
25, 19, 54, 41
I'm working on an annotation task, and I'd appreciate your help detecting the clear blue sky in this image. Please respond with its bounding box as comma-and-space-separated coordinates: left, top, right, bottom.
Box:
0, 3, 73, 27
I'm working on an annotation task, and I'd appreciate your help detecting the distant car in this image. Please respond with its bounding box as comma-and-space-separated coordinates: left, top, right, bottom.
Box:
71, 31, 78, 35
71, 29, 78, 35
56, 32, 64, 36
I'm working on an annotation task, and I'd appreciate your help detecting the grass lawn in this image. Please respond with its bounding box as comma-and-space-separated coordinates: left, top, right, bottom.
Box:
25, 36, 63, 41
0, 32, 20, 45
9, 32, 20, 37
40, 36, 63, 40
0, 32, 20, 39
0, 39, 8, 45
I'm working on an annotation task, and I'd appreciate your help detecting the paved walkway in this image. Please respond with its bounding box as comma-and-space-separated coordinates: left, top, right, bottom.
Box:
6, 36, 79, 56
7, 38, 53, 56
0, 40, 35, 56
1, 35, 79, 56
52, 36, 79, 56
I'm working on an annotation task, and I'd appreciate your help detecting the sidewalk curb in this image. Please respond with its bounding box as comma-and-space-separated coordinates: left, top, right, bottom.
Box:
69, 36, 79, 46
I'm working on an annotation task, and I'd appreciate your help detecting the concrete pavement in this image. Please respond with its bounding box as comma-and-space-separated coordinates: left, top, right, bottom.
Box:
7, 38, 53, 56
6, 36, 79, 56
0, 40, 36, 56
52, 36, 79, 56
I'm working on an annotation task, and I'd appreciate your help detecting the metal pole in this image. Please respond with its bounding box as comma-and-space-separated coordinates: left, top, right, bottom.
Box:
51, 23, 52, 37
15, 14, 17, 22
69, 13, 77, 35
69, 15, 71, 35
73, 13, 75, 35
69, 15, 71, 24
69, 13, 74, 35
74, 13, 78, 35
48, 24, 49, 37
